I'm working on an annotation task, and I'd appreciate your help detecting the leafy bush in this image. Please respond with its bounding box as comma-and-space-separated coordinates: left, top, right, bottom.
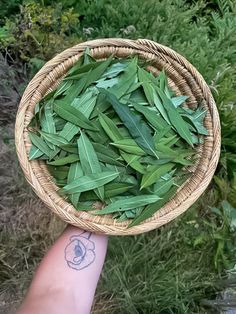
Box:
0, 0, 22, 25
0, 1, 81, 61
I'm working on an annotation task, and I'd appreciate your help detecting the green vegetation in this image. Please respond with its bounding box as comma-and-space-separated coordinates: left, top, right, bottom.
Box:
0, 0, 235, 313
29, 54, 205, 225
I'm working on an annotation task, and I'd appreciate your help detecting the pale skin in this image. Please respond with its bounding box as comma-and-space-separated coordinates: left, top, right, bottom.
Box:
16, 225, 108, 314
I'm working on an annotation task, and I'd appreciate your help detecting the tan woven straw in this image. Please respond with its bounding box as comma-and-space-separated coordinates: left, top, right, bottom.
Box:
15, 38, 221, 235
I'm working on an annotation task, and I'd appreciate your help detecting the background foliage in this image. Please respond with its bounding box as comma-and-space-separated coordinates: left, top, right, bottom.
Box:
0, 0, 235, 313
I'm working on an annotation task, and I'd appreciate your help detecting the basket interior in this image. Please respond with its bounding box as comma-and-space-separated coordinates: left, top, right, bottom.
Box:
17, 39, 219, 235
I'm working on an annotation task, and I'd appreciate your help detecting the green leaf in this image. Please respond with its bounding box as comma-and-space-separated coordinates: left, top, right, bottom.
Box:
140, 156, 172, 165
92, 142, 120, 159
138, 67, 170, 124
47, 154, 79, 166
29, 145, 44, 160
101, 61, 128, 79
128, 185, 179, 228
153, 177, 175, 196
53, 80, 73, 98
120, 152, 146, 174
53, 100, 98, 131
97, 152, 124, 166
98, 112, 123, 142
77, 132, 104, 200
86, 129, 108, 145
59, 122, 80, 141
104, 182, 134, 198
48, 165, 69, 180
137, 66, 158, 86
29, 132, 53, 158
118, 127, 131, 138
90, 93, 112, 119
96, 77, 119, 89
133, 103, 171, 133
93, 195, 161, 215
68, 162, 83, 207
79, 190, 99, 201
60, 171, 119, 194
109, 57, 138, 99
72, 90, 97, 118
63, 74, 89, 103
158, 70, 173, 99
171, 95, 189, 108
56, 89, 96, 146
60, 143, 78, 154
156, 88, 194, 146
40, 131, 70, 146
102, 91, 158, 158
139, 79, 155, 106
83, 47, 95, 65
54, 117, 66, 131
180, 107, 208, 136
76, 203, 95, 211
66, 59, 103, 78
41, 101, 56, 134
91, 120, 111, 143
111, 139, 146, 156
141, 163, 175, 189
116, 173, 138, 185
83, 55, 113, 91
153, 88, 171, 124
153, 126, 173, 144
54, 178, 67, 187
155, 143, 194, 166
221, 200, 236, 231
130, 88, 149, 106
158, 135, 179, 147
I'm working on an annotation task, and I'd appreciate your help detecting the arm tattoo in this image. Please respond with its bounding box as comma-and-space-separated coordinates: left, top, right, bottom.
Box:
64, 231, 96, 270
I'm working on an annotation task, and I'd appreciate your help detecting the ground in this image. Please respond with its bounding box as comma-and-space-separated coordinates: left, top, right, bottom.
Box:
0, 54, 64, 313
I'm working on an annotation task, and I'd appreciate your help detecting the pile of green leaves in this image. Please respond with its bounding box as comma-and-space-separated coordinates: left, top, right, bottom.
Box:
28, 50, 208, 227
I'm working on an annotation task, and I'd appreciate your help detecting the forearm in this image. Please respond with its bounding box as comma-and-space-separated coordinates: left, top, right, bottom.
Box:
17, 225, 108, 314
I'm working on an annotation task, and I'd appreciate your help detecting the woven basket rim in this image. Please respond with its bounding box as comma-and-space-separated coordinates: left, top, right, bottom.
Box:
15, 38, 221, 235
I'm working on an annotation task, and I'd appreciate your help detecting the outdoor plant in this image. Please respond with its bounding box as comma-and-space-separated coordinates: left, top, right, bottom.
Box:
0, 1, 80, 61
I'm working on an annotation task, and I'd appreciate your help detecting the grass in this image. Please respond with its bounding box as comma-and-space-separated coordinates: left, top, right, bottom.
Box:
0, 0, 236, 313
97, 212, 217, 313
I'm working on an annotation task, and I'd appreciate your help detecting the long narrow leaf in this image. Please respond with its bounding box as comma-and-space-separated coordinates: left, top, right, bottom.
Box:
128, 185, 179, 227
156, 88, 194, 146
93, 195, 160, 215
102, 90, 158, 158
120, 152, 146, 174
29, 145, 44, 160
133, 103, 172, 134
109, 57, 138, 99
78, 132, 104, 200
68, 162, 83, 207
29, 132, 53, 158
60, 171, 119, 194
40, 131, 70, 146
53, 100, 98, 131
98, 112, 123, 142
111, 139, 146, 156
141, 163, 175, 189
47, 154, 79, 166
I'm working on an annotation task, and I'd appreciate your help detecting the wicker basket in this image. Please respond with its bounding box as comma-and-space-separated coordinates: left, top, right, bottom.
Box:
15, 38, 221, 235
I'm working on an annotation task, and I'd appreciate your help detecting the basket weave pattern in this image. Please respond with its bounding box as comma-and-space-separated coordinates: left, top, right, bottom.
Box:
15, 39, 221, 235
